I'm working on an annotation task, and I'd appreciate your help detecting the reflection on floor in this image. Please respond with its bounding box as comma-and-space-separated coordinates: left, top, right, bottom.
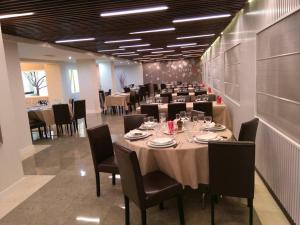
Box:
0, 113, 289, 225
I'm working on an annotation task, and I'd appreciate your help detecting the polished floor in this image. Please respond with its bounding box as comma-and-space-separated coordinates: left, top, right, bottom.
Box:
0, 113, 286, 225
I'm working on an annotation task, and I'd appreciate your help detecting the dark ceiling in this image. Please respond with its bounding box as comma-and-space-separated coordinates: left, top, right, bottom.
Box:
0, 0, 247, 62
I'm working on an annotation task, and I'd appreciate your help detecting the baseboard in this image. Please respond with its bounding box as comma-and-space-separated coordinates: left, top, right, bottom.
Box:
255, 168, 295, 225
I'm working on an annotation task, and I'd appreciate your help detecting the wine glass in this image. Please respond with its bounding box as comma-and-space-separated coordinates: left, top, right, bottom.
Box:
148, 116, 154, 123
184, 121, 194, 143
192, 116, 198, 129
180, 111, 186, 120
159, 113, 166, 123
204, 116, 212, 125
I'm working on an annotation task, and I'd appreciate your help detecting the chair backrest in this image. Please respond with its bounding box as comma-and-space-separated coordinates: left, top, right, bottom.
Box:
74, 100, 86, 119
114, 144, 145, 207
52, 104, 71, 124
87, 124, 114, 168
160, 83, 166, 90
208, 94, 216, 101
124, 114, 147, 133
195, 90, 207, 96
168, 103, 186, 120
140, 104, 159, 121
191, 110, 205, 119
124, 87, 131, 93
208, 141, 255, 199
177, 92, 189, 96
173, 95, 190, 103
155, 96, 169, 103
193, 102, 213, 118
160, 93, 172, 103
238, 118, 259, 142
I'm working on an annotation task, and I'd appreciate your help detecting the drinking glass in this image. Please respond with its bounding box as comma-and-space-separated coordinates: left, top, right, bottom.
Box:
180, 111, 186, 120
176, 114, 180, 120
204, 116, 212, 124
184, 121, 194, 142
148, 116, 154, 123
192, 116, 198, 127
186, 112, 192, 122
143, 117, 149, 124
159, 113, 166, 123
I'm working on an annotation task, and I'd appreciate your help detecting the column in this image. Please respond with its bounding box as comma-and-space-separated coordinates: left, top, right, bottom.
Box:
0, 25, 24, 191
110, 62, 117, 93
76, 59, 101, 114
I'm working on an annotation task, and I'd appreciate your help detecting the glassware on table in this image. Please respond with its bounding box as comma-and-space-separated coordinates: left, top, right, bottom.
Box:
153, 119, 160, 136
159, 113, 166, 123
204, 116, 212, 125
184, 121, 194, 142
144, 117, 149, 124
192, 116, 198, 127
180, 111, 186, 120
176, 114, 180, 120
148, 116, 154, 123
186, 112, 192, 122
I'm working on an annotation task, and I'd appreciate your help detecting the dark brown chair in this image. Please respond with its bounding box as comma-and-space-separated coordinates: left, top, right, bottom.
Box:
209, 141, 255, 225
238, 118, 259, 142
87, 124, 119, 197
29, 119, 47, 140
115, 144, 185, 225
160, 83, 166, 90
208, 94, 217, 101
177, 92, 189, 96
141, 104, 159, 121
124, 114, 147, 133
168, 103, 186, 120
193, 102, 213, 119
52, 104, 73, 136
73, 100, 87, 130
160, 93, 172, 103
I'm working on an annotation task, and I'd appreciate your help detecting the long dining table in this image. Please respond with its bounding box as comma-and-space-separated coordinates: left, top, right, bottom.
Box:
104, 93, 130, 110
136, 101, 232, 130
119, 123, 233, 189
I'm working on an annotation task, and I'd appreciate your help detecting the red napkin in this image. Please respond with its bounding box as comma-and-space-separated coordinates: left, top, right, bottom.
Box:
167, 121, 174, 134
217, 95, 222, 104
208, 87, 212, 93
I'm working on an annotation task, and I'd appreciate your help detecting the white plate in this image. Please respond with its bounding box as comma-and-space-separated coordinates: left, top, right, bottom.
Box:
124, 130, 148, 140
163, 129, 185, 135
150, 137, 173, 146
193, 136, 222, 144
203, 124, 226, 131
147, 139, 176, 148
195, 132, 218, 141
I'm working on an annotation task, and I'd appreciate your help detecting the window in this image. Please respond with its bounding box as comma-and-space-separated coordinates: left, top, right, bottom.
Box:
68, 69, 80, 93
21, 70, 48, 96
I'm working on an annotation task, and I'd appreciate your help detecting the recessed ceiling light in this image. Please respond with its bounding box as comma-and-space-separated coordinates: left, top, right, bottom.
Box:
180, 44, 209, 49
104, 38, 142, 44
68, 56, 72, 60
176, 34, 215, 40
101, 5, 168, 17
98, 48, 125, 52
130, 27, 175, 34
173, 14, 231, 23
112, 52, 136, 55
55, 38, 95, 43
167, 43, 197, 48
119, 44, 150, 48
118, 54, 139, 57
0, 12, 34, 19
151, 50, 175, 54
137, 48, 164, 52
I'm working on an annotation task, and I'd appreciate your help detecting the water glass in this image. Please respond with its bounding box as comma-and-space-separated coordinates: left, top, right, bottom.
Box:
159, 113, 166, 123
148, 116, 154, 123
180, 111, 186, 120
144, 117, 149, 124
204, 116, 212, 124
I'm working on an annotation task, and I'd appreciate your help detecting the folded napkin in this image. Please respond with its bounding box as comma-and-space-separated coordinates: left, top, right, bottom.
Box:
196, 132, 218, 141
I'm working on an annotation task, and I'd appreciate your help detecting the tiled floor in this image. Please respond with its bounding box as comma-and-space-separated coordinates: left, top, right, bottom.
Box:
0, 113, 289, 225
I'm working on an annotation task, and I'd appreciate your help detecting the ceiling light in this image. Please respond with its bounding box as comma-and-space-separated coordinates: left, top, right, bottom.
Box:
101, 5, 168, 17
0, 12, 34, 19
112, 52, 136, 55
55, 38, 95, 43
104, 38, 141, 44
180, 44, 209, 49
130, 27, 175, 34
98, 48, 125, 52
176, 34, 215, 40
173, 14, 231, 23
137, 48, 163, 52
118, 54, 139, 57
68, 56, 72, 60
119, 44, 150, 48
167, 43, 197, 48
166, 54, 182, 57
152, 50, 175, 54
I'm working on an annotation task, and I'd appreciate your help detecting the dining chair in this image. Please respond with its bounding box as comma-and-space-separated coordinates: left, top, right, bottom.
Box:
238, 118, 259, 142
73, 100, 87, 130
208, 94, 217, 101
140, 104, 159, 121
193, 102, 213, 119
208, 141, 255, 225
160, 93, 172, 103
114, 144, 185, 225
177, 92, 189, 96
52, 104, 73, 136
28, 119, 47, 141
124, 114, 147, 133
160, 83, 166, 90
87, 124, 119, 197
168, 103, 186, 120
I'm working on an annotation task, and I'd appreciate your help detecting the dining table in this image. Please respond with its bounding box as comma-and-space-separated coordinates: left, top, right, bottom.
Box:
119, 123, 233, 189
136, 101, 232, 130
28, 106, 55, 126
104, 93, 130, 110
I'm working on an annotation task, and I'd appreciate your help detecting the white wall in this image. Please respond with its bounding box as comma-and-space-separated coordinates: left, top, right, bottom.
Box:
61, 62, 80, 102
99, 62, 113, 92
0, 26, 23, 192
201, 1, 300, 223
115, 63, 143, 92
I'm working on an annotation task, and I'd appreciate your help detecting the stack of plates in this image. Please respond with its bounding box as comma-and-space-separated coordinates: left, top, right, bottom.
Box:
147, 137, 176, 148
124, 130, 149, 140
194, 132, 221, 143
203, 123, 226, 131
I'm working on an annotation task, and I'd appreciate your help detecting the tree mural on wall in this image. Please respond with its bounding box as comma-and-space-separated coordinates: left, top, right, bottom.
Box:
25, 71, 47, 96
118, 72, 127, 89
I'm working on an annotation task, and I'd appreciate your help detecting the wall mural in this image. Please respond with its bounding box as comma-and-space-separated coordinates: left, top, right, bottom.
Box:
143, 58, 202, 84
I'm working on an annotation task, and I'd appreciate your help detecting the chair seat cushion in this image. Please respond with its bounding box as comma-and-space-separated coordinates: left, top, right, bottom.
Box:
143, 171, 182, 207
97, 156, 119, 174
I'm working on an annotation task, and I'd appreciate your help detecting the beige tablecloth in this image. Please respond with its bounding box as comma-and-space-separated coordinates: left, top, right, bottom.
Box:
118, 126, 232, 189
28, 106, 55, 126
104, 94, 130, 110
155, 93, 195, 97
137, 102, 232, 130
173, 87, 195, 93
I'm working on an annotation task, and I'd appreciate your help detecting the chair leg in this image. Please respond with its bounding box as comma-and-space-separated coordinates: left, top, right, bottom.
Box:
56, 124, 59, 137
95, 172, 100, 197
30, 129, 33, 141
70, 123, 73, 136
44, 125, 47, 138
38, 127, 42, 139
248, 198, 253, 225
141, 209, 146, 225
211, 195, 215, 225
159, 202, 164, 210
112, 173, 116, 185
125, 196, 130, 225
177, 195, 185, 225
84, 117, 87, 128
